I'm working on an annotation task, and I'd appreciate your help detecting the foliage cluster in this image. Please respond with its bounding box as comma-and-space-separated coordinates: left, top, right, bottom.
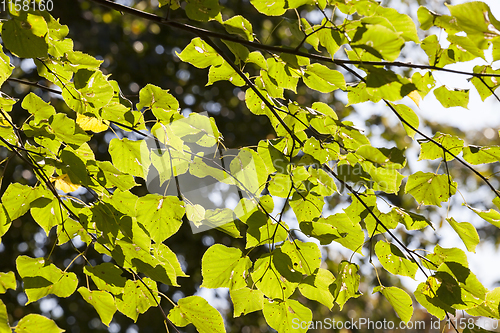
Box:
0, 0, 500, 332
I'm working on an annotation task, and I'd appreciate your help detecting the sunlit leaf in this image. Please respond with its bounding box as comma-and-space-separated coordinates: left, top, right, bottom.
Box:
373, 286, 413, 323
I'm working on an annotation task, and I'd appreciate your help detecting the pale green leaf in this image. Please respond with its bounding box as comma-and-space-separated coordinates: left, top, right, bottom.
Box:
446, 217, 479, 253
298, 268, 335, 309
331, 261, 362, 309
168, 296, 225, 333
0, 45, 13, 86
224, 15, 253, 41
375, 241, 418, 278
281, 240, 321, 275
2, 14, 48, 58
418, 132, 464, 161
373, 286, 413, 323
16, 256, 78, 304
251, 250, 301, 300
185, 0, 221, 22
116, 278, 159, 322
78, 287, 117, 326
15, 314, 63, 333
230, 287, 264, 317
0, 271, 16, 293
135, 194, 185, 243
250, 0, 286, 16
463, 145, 500, 164
136, 84, 179, 119
1, 184, 51, 221
303, 64, 346, 93
84, 263, 126, 295
177, 38, 223, 68
0, 299, 10, 332
201, 244, 251, 290
393, 104, 419, 138
405, 171, 457, 207
434, 86, 469, 108
263, 299, 312, 333
109, 138, 150, 178
351, 24, 405, 61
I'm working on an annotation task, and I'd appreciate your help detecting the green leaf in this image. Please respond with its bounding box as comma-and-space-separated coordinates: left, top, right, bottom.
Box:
168, 296, 225, 333
21, 93, 56, 125
0, 45, 13, 86
114, 239, 178, 286
289, 192, 324, 223
302, 64, 346, 93
136, 84, 179, 119
267, 58, 299, 93
177, 37, 223, 69
44, 113, 91, 146
30, 198, 67, 236
331, 261, 362, 309
2, 14, 48, 58
0, 299, 10, 332
15, 314, 63, 333
317, 25, 344, 57
372, 6, 419, 43
418, 132, 464, 161
422, 245, 468, 270
414, 281, 446, 320
224, 15, 254, 41
109, 138, 150, 178
281, 240, 321, 275
468, 206, 500, 229
250, 0, 286, 16
405, 171, 457, 207
207, 61, 246, 87
393, 104, 419, 138
245, 86, 271, 115
391, 207, 431, 231
446, 218, 479, 253
201, 244, 251, 290
230, 287, 264, 317
298, 268, 336, 309
0, 204, 12, 242
466, 287, 500, 318
263, 299, 312, 333
116, 278, 160, 322
84, 263, 126, 295
446, 1, 500, 37
417, 6, 434, 30
1, 183, 51, 221
463, 145, 500, 164
251, 250, 301, 300
16, 255, 78, 304
185, 0, 221, 22
92, 161, 138, 191
434, 86, 469, 108
245, 210, 287, 248
301, 213, 364, 253
373, 286, 413, 323
375, 241, 418, 278
0, 271, 16, 293
78, 287, 117, 326
230, 148, 268, 196
136, 194, 185, 243
351, 24, 405, 61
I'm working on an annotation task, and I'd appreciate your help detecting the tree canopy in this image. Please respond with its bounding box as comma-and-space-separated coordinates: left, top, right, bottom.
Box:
0, 0, 500, 332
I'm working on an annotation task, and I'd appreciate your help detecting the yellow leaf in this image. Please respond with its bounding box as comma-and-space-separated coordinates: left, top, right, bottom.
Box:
51, 174, 81, 193
76, 113, 109, 133
407, 90, 421, 107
